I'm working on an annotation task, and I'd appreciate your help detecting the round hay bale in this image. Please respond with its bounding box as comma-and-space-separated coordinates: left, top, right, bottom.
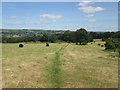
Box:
91, 43, 93, 44
76, 43, 78, 45
101, 45, 104, 47
46, 43, 49, 47
93, 41, 96, 43
19, 44, 24, 48
81, 42, 87, 45
98, 43, 101, 46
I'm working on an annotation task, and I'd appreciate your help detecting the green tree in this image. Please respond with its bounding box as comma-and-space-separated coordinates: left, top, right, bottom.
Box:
49, 35, 57, 43
105, 38, 116, 50
75, 28, 88, 45
40, 34, 49, 42
62, 30, 71, 42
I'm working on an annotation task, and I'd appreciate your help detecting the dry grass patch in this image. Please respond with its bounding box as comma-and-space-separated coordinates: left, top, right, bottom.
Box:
2, 42, 118, 88
2, 43, 63, 88
61, 42, 118, 88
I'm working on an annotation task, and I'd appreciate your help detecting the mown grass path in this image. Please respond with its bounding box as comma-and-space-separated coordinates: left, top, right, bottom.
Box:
46, 43, 69, 88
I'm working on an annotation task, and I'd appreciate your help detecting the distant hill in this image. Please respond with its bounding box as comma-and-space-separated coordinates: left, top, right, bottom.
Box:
0, 29, 65, 37
0, 29, 117, 37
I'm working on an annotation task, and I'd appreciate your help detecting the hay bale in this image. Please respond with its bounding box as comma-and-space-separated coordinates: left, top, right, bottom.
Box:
91, 43, 93, 44
98, 43, 101, 46
94, 41, 96, 43
101, 45, 104, 47
76, 43, 78, 45
81, 42, 87, 45
19, 44, 24, 48
46, 43, 49, 47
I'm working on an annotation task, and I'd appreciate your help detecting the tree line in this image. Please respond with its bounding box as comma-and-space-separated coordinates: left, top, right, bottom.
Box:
2, 28, 93, 44
1, 28, 120, 51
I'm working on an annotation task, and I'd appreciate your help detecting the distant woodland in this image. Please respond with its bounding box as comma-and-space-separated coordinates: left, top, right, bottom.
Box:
1, 28, 120, 53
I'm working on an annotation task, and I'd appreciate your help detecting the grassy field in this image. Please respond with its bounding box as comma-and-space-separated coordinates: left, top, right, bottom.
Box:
2, 40, 118, 88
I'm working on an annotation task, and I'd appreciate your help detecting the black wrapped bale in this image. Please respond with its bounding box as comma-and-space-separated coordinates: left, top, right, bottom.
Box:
19, 44, 24, 48
76, 43, 78, 45
46, 43, 49, 47
98, 43, 101, 46
91, 43, 93, 44
94, 41, 96, 43
101, 45, 104, 47
81, 42, 87, 45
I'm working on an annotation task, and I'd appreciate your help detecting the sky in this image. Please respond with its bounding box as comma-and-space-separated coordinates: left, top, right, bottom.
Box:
1, 0, 120, 2
1, 1, 118, 32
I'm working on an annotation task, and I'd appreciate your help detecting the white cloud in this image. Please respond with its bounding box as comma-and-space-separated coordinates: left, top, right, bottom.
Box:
40, 14, 63, 19
77, 2, 106, 23
89, 19, 96, 22
40, 19, 57, 23
85, 14, 94, 17
9, 16, 17, 19
23, 22, 39, 25
78, 6, 106, 13
78, 1, 93, 6
40, 14, 63, 23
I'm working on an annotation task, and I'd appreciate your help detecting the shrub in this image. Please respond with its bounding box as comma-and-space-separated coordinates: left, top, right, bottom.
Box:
113, 38, 120, 49
105, 38, 116, 50
118, 49, 120, 57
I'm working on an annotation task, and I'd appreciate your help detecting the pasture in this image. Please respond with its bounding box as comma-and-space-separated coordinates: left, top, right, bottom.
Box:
2, 40, 118, 88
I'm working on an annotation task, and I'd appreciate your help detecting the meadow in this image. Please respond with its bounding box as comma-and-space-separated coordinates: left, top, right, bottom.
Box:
2, 39, 118, 88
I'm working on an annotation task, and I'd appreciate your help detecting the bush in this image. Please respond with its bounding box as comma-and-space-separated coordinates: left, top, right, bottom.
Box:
113, 38, 120, 48
118, 49, 120, 57
104, 38, 120, 50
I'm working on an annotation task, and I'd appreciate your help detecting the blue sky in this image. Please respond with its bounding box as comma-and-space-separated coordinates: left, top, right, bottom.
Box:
2, 2, 118, 31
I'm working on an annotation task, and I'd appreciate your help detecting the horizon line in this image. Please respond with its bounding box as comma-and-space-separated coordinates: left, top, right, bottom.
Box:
1, 29, 118, 32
